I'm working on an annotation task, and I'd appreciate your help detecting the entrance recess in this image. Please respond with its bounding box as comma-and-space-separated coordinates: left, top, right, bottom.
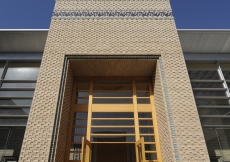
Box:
65, 77, 162, 162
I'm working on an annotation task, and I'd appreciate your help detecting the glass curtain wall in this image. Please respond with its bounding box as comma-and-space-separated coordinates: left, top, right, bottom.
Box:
0, 60, 40, 161
187, 62, 230, 162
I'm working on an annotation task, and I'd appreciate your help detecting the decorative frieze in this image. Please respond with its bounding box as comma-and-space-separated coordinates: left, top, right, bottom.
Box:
52, 9, 173, 20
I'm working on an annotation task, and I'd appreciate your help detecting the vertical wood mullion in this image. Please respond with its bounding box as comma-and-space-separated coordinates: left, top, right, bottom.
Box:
133, 79, 140, 140
86, 79, 93, 162
86, 79, 93, 140
133, 79, 140, 162
149, 79, 162, 162
65, 77, 77, 162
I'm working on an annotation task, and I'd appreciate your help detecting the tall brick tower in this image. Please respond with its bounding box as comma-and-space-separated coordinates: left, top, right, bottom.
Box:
19, 0, 210, 161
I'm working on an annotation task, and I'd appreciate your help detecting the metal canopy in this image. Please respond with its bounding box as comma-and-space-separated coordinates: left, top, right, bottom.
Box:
178, 29, 230, 54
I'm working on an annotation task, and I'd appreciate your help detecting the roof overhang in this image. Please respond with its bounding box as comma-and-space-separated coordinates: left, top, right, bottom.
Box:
0, 29, 230, 53
178, 29, 230, 54
0, 29, 48, 53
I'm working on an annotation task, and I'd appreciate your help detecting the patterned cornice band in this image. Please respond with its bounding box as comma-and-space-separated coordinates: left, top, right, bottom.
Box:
52, 9, 173, 20
55, 1, 169, 4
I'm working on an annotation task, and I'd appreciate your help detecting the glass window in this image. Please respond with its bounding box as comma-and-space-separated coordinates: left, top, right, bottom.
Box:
201, 117, 230, 125
92, 112, 134, 118
5, 128, 26, 157
93, 98, 132, 104
187, 63, 220, 80
0, 99, 32, 106
216, 129, 230, 161
191, 82, 223, 88
0, 91, 34, 97
198, 108, 230, 115
93, 92, 132, 97
196, 99, 229, 106
0, 119, 28, 126
193, 90, 226, 97
0, 108, 30, 115
203, 129, 222, 161
2, 82, 36, 88
0, 128, 10, 159
4, 63, 40, 80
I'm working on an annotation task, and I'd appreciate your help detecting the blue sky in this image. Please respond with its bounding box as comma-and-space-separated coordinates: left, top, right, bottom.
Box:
0, 0, 229, 29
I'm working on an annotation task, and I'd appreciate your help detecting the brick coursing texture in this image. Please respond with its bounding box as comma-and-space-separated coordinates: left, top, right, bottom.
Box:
19, 0, 209, 161
153, 60, 175, 162
54, 62, 74, 162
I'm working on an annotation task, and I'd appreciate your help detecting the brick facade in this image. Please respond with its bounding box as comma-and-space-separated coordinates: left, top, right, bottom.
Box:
19, 0, 209, 161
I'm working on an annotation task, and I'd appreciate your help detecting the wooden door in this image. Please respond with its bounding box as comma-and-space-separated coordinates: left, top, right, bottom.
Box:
96, 143, 127, 162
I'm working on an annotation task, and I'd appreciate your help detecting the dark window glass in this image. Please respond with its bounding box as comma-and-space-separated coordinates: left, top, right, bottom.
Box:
198, 108, 230, 115
136, 92, 150, 97
75, 98, 88, 104
92, 128, 134, 134
93, 99, 132, 104
138, 113, 152, 118
0, 91, 34, 97
91, 136, 135, 142
73, 120, 87, 126
188, 70, 220, 80
145, 144, 156, 151
203, 129, 221, 160
71, 136, 85, 143
0, 108, 30, 115
187, 63, 220, 80
2, 83, 36, 88
92, 112, 134, 118
0, 128, 26, 159
141, 136, 155, 142
5, 128, 25, 157
76, 92, 89, 97
4, 63, 40, 80
191, 82, 223, 88
196, 99, 229, 106
0, 129, 9, 159
137, 98, 150, 104
146, 153, 157, 160
72, 128, 86, 134
200, 117, 230, 125
0, 99, 32, 106
93, 92, 132, 97
216, 129, 230, 161
140, 128, 154, 134
139, 120, 153, 126
193, 90, 226, 97
92, 120, 134, 126
0, 119, 28, 126
74, 112, 88, 118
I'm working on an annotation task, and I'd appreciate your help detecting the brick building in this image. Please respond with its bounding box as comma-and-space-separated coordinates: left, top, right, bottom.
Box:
0, 0, 230, 162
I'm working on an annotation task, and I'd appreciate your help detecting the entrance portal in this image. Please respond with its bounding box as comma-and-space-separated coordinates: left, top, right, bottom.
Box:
65, 78, 161, 162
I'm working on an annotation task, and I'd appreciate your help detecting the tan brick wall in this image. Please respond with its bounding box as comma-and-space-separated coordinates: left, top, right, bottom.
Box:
54, 62, 74, 162
153, 60, 175, 162
19, 0, 209, 161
